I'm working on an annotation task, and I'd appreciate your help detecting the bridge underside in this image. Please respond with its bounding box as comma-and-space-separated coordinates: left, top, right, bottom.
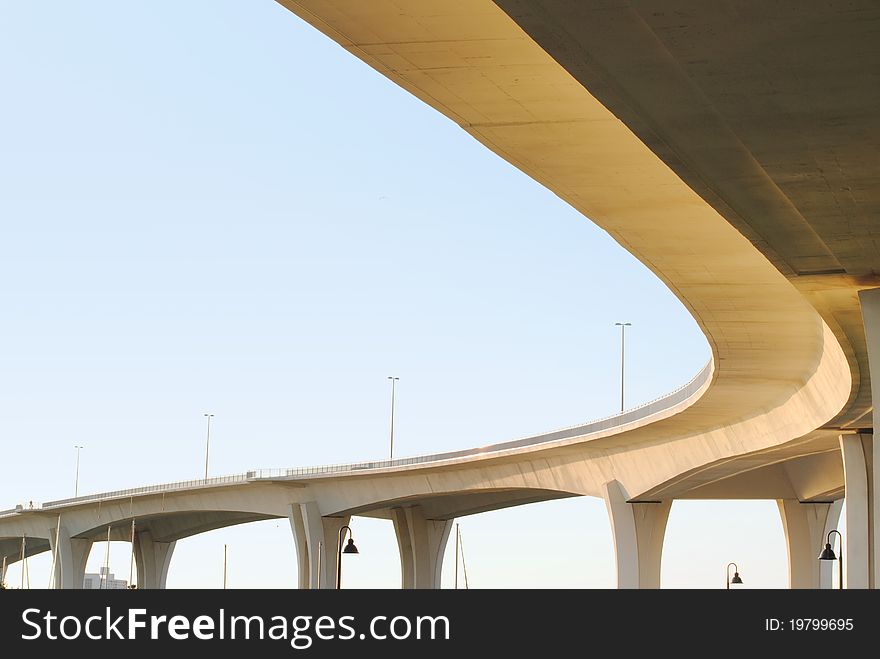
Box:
0, 537, 49, 570
2, 0, 878, 590
493, 0, 880, 432
74, 510, 279, 544
339, 488, 577, 520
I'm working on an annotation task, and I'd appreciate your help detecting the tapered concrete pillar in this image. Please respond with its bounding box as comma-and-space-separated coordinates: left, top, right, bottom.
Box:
391, 505, 452, 589
839, 433, 874, 588
777, 499, 842, 588
287, 504, 311, 589
47, 525, 91, 590
134, 530, 175, 589
603, 480, 671, 589
391, 508, 415, 589
856, 287, 880, 588
299, 502, 351, 589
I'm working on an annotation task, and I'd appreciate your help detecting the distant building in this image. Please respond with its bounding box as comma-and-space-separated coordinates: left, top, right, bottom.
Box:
83, 567, 128, 590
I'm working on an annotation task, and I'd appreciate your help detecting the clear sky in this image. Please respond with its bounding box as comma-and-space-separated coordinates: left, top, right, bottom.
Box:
0, 1, 806, 588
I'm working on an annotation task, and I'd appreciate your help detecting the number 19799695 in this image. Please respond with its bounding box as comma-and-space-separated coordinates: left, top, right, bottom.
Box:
765, 619, 854, 631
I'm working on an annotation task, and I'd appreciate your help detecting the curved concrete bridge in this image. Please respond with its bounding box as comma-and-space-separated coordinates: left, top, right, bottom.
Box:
2, 0, 878, 589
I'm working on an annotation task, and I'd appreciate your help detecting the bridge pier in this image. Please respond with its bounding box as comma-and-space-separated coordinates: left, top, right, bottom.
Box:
777, 499, 842, 588
287, 504, 311, 589
856, 287, 880, 588
391, 505, 452, 589
603, 481, 671, 589
47, 525, 91, 589
291, 502, 351, 589
134, 530, 175, 589
839, 433, 875, 588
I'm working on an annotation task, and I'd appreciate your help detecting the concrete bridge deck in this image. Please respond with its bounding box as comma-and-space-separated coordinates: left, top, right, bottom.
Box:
2, 1, 878, 589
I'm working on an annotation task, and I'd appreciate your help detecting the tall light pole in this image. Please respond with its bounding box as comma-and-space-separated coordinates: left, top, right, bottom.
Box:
454, 523, 459, 590
20, 535, 26, 590
387, 377, 399, 459
74, 446, 84, 497
203, 413, 214, 480
614, 322, 632, 412
454, 523, 469, 589
129, 520, 137, 588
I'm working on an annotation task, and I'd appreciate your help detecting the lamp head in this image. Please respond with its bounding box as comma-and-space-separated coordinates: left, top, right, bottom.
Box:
343, 538, 359, 554
819, 543, 837, 561
730, 572, 743, 585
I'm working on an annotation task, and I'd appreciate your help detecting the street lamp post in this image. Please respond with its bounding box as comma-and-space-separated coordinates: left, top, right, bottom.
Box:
387, 377, 399, 459
726, 562, 743, 589
335, 525, 359, 589
20, 535, 26, 590
74, 446, 84, 497
614, 322, 632, 412
127, 519, 137, 588
819, 529, 844, 589
203, 413, 214, 480
455, 523, 459, 590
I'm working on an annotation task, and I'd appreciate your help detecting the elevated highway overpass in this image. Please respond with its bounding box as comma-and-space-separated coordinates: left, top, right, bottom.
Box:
1, 0, 877, 589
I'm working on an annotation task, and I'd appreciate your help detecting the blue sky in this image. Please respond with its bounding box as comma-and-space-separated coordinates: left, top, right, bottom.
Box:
1, 1, 799, 588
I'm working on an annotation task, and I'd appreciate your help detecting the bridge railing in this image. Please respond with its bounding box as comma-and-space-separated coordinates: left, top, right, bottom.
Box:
251, 359, 714, 480
8, 360, 712, 512
40, 474, 251, 510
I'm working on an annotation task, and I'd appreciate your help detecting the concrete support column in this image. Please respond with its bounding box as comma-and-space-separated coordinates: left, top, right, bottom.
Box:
839, 433, 874, 588
391, 508, 415, 589
134, 530, 175, 589
287, 504, 311, 589
603, 480, 671, 589
299, 502, 351, 589
776, 499, 842, 588
391, 505, 452, 589
47, 524, 91, 590
390, 506, 452, 589
856, 287, 880, 588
